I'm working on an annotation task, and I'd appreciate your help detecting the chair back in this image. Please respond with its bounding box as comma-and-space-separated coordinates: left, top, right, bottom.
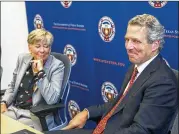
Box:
51, 52, 71, 100
169, 69, 178, 134
0, 66, 2, 78
50, 52, 71, 130
171, 114, 178, 134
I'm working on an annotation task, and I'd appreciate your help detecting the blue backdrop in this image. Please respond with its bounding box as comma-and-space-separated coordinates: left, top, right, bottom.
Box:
26, 1, 178, 128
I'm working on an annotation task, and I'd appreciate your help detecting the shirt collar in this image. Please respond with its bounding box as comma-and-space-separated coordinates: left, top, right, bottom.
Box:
135, 54, 159, 75
43, 55, 53, 69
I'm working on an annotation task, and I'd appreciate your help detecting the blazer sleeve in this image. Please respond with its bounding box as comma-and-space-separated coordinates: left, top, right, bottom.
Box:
2, 55, 21, 106
113, 77, 177, 134
87, 97, 118, 120
86, 65, 133, 120
36, 61, 65, 105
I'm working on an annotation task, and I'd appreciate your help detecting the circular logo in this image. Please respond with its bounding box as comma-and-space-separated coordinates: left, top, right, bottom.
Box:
68, 100, 80, 119
34, 14, 44, 29
149, 1, 167, 8
98, 16, 115, 42
61, 0, 72, 8
101, 82, 118, 102
64, 44, 77, 66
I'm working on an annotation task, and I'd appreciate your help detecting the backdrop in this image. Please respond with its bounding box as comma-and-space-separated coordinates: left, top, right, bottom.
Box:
26, 1, 178, 128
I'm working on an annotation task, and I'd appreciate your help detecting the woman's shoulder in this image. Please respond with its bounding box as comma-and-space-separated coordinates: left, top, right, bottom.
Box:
17, 53, 31, 61
50, 55, 64, 65
45, 55, 64, 71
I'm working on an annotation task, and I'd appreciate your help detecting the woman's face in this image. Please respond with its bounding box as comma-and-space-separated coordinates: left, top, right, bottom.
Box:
28, 39, 51, 62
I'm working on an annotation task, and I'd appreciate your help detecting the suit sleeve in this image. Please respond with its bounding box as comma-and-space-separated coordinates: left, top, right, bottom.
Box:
87, 97, 118, 120
113, 78, 177, 134
36, 61, 65, 105
2, 54, 21, 106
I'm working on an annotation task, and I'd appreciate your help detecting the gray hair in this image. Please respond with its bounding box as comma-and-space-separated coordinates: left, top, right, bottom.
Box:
128, 14, 165, 51
27, 29, 54, 46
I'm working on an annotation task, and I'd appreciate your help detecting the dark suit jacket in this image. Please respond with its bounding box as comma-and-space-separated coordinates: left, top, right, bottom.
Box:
88, 54, 178, 134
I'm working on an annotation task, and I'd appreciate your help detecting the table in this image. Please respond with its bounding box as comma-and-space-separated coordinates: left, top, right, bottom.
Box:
1, 114, 43, 134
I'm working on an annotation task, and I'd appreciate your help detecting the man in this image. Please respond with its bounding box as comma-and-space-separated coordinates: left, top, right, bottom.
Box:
47, 14, 178, 134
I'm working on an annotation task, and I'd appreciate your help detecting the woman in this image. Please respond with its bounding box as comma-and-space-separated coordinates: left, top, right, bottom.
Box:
1, 29, 65, 131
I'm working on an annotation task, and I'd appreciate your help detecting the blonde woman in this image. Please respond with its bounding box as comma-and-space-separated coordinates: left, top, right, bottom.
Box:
1, 29, 65, 131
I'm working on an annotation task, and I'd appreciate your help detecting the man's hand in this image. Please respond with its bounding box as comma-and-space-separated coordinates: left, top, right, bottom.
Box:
31, 59, 43, 74
62, 109, 89, 130
1, 103, 7, 113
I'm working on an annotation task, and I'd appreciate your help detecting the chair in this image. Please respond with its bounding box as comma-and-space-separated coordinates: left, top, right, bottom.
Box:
170, 114, 178, 134
0, 66, 2, 79
168, 69, 178, 134
30, 52, 71, 131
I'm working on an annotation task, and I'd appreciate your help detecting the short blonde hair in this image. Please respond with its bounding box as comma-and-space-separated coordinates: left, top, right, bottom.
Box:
27, 29, 54, 46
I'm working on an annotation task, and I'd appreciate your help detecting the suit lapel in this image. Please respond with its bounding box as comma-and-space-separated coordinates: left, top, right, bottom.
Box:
43, 55, 53, 73
112, 55, 161, 116
15, 55, 32, 91
118, 65, 134, 97
102, 65, 134, 117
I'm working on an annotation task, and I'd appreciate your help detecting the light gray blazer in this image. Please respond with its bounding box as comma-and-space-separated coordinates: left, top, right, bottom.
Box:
2, 53, 65, 129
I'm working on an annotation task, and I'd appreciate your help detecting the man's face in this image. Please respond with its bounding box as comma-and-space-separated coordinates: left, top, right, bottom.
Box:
28, 39, 51, 62
125, 25, 156, 65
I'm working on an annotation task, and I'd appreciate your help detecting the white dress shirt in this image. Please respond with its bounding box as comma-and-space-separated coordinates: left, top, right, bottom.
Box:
123, 54, 158, 94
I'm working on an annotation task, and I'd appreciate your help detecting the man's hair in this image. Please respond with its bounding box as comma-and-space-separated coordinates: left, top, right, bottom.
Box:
128, 14, 165, 51
27, 29, 54, 46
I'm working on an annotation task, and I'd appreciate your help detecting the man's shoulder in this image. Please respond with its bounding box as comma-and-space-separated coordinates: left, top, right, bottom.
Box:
151, 57, 177, 84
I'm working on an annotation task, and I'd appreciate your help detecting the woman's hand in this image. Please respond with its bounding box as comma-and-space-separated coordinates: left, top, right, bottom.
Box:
31, 59, 43, 74
1, 103, 7, 113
